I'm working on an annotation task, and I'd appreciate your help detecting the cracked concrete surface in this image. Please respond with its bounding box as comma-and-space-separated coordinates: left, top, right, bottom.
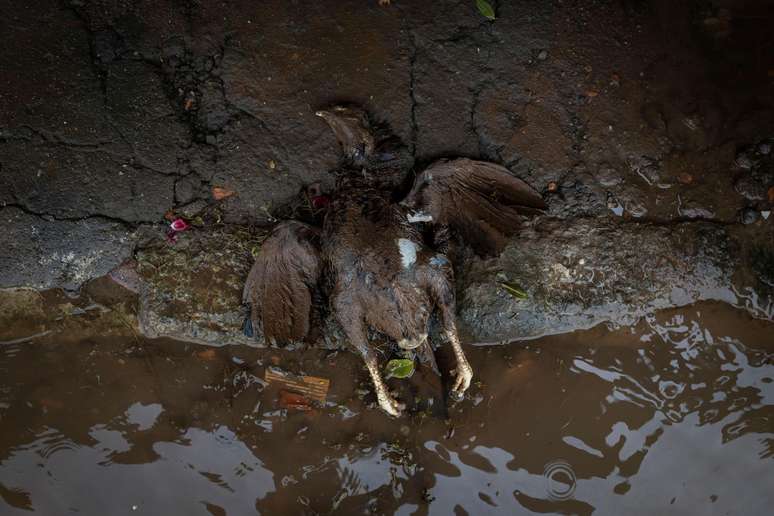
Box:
1, 0, 773, 344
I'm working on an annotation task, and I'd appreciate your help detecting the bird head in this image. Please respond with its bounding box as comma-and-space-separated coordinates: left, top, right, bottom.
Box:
315, 105, 375, 166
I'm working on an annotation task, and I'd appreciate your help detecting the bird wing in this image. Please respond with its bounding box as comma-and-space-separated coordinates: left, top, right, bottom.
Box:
401, 158, 546, 255
243, 221, 322, 344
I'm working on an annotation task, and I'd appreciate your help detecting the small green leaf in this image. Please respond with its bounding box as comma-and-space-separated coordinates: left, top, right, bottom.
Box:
385, 358, 415, 379
500, 282, 528, 299
476, 0, 496, 20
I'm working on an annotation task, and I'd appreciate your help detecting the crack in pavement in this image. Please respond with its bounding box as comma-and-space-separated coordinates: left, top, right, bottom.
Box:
2, 201, 144, 228
407, 30, 419, 160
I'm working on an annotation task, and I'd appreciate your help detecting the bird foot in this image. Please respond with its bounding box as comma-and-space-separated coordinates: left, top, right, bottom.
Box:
450, 362, 473, 401
377, 391, 405, 417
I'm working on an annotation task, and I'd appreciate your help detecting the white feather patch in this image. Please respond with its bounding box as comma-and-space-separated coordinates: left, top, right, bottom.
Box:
407, 211, 433, 223
397, 238, 419, 268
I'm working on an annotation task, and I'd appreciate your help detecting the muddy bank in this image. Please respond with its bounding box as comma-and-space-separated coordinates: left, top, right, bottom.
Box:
2, 216, 771, 348
2, 0, 774, 343
459, 218, 773, 342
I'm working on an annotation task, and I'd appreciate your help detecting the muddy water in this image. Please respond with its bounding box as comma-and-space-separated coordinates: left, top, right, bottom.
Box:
0, 302, 772, 515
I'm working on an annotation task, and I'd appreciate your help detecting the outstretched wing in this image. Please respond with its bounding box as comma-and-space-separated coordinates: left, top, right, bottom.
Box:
402, 158, 546, 255
243, 221, 322, 344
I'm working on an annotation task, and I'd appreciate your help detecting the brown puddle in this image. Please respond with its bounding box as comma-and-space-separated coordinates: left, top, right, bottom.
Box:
0, 302, 772, 515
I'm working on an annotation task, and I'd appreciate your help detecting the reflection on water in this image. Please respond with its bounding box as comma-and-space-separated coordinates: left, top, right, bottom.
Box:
0, 302, 771, 515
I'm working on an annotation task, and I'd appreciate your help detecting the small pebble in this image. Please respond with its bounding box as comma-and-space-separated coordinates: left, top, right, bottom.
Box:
734, 153, 754, 170
537, 50, 548, 61
740, 207, 759, 225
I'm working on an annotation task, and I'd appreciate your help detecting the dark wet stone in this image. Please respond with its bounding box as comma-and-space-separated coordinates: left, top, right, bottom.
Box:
457, 219, 741, 342
734, 151, 755, 170
628, 156, 663, 187
740, 207, 759, 225
597, 165, 624, 187
624, 199, 648, 218
134, 226, 265, 346
679, 206, 716, 220
0, 207, 135, 291
734, 174, 768, 201
177, 200, 208, 219
174, 174, 204, 205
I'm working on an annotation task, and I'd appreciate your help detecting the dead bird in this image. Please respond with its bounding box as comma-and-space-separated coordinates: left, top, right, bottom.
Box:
243, 105, 546, 416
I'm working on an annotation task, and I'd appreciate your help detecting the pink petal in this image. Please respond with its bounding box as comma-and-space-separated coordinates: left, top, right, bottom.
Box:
170, 218, 189, 231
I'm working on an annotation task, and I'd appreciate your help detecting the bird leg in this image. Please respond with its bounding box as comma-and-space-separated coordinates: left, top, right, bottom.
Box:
424, 268, 474, 400
446, 324, 473, 400
362, 349, 406, 417
337, 305, 405, 417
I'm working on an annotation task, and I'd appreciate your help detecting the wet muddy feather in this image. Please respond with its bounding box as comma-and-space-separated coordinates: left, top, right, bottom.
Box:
403, 158, 546, 255
243, 221, 321, 343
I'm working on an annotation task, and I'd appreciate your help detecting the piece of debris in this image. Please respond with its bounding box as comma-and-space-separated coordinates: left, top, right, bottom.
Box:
265, 367, 329, 404
166, 218, 190, 243
169, 218, 189, 232
500, 282, 528, 299
385, 358, 415, 379
677, 172, 694, 185
476, 0, 496, 20
278, 390, 313, 411
547, 181, 559, 193
607, 193, 624, 216
212, 187, 236, 200
195, 349, 217, 361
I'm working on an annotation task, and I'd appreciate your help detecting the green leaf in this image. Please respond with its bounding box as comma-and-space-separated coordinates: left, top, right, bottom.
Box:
385, 358, 415, 379
500, 282, 528, 299
476, 0, 496, 20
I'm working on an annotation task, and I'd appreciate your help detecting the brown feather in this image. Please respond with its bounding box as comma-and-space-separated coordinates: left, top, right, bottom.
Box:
403, 158, 546, 255
242, 221, 321, 343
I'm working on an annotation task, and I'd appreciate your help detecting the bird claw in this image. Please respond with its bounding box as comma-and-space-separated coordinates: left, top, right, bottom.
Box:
377, 392, 405, 417
449, 363, 473, 401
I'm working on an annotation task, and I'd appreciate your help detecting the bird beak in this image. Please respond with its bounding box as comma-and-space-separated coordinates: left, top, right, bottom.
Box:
314, 106, 374, 164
